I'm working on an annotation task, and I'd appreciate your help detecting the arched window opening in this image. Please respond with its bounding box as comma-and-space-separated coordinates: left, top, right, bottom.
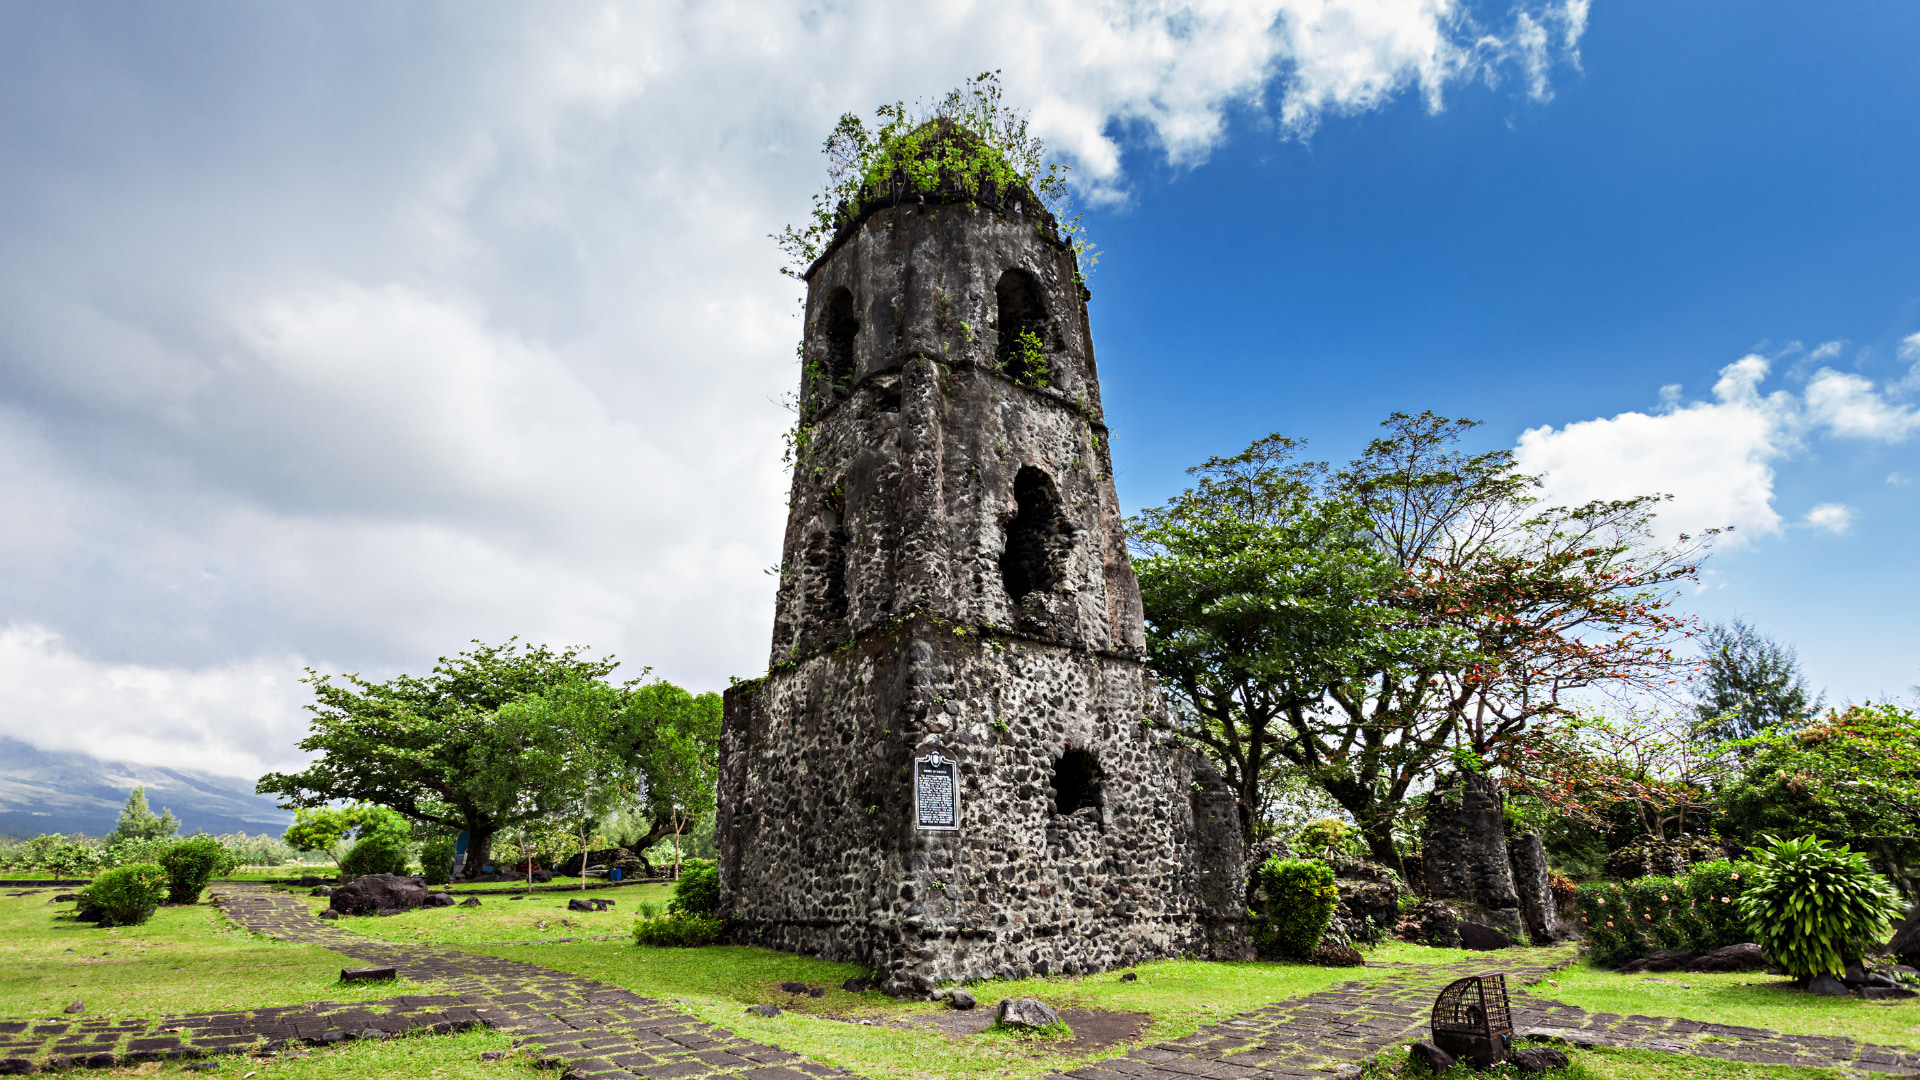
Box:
994, 269, 1051, 388
1052, 750, 1102, 816
1000, 466, 1072, 602
821, 288, 859, 401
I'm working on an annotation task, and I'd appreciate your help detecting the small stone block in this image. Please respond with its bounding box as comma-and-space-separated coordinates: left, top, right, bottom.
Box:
341, 966, 399, 983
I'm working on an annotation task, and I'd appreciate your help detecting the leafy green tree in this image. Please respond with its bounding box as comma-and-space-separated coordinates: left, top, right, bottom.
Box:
1693, 618, 1821, 739
494, 676, 632, 889
106, 787, 179, 844
1134, 415, 1709, 870
282, 805, 408, 868
257, 640, 621, 877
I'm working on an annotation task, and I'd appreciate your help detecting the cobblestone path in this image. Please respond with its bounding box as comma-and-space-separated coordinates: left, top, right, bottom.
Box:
7, 884, 1919, 1078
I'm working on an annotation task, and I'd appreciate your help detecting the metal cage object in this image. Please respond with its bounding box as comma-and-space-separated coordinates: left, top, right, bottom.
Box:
1431, 973, 1514, 1041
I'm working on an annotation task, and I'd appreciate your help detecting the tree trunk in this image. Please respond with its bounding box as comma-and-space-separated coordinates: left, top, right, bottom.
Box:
461, 825, 495, 879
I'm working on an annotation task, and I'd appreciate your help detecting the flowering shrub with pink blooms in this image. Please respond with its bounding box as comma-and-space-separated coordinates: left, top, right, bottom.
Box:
1575, 857, 1758, 965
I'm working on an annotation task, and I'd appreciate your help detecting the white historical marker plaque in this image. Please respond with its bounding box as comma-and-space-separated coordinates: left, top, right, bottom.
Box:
914, 753, 960, 831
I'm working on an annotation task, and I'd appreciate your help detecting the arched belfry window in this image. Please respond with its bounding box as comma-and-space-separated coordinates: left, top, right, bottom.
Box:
994, 269, 1051, 388
1052, 750, 1102, 815
1000, 466, 1073, 602
819, 288, 859, 402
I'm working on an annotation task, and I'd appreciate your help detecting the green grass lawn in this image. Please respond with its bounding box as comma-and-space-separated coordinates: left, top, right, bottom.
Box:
86, 1025, 541, 1079
0, 892, 423, 1019
1539, 964, 1920, 1049
310, 884, 675, 944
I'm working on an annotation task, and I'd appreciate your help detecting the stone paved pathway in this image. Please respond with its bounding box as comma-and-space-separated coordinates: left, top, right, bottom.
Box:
5, 884, 1919, 1078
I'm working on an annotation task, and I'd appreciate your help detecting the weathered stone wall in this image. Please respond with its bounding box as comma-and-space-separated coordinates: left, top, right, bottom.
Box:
1507, 831, 1563, 944
719, 619, 1245, 994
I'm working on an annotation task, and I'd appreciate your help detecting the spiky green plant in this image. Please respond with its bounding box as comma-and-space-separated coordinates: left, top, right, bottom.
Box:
1736, 835, 1904, 979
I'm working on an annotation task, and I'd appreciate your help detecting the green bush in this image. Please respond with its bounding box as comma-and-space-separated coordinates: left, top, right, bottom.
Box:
159, 836, 236, 904
1681, 859, 1753, 951
632, 914, 723, 947
339, 837, 411, 879
1576, 862, 1759, 966
421, 836, 456, 886
667, 860, 719, 917
80, 863, 169, 926
1293, 818, 1361, 858
1249, 856, 1339, 961
1573, 880, 1641, 966
1738, 835, 1905, 979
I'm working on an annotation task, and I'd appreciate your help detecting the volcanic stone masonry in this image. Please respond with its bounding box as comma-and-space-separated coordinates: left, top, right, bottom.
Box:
717, 134, 1249, 996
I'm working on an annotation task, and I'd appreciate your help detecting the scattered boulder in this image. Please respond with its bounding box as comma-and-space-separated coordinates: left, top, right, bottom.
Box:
309, 886, 333, 897
1458, 922, 1513, 952
296, 876, 325, 887
1602, 835, 1722, 881
994, 998, 1060, 1029
423, 892, 455, 908
328, 874, 429, 917
568, 898, 597, 912
530, 870, 553, 883
459, 897, 482, 908
1688, 943, 1767, 972
949, 989, 977, 1010
1619, 949, 1695, 973
1407, 1041, 1455, 1074
481, 1051, 506, 1062
777, 981, 812, 995
1808, 974, 1850, 997
1862, 986, 1917, 1000
1120, 972, 1138, 982
841, 977, 869, 993
745, 1004, 781, 1018
1509, 1046, 1571, 1074
1401, 900, 1463, 949
63, 1001, 83, 1014
1887, 906, 1920, 966
318, 910, 341, 920
1312, 942, 1364, 967
52, 893, 80, 902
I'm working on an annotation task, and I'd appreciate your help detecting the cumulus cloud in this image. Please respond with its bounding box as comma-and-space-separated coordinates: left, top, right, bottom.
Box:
1803, 504, 1855, 534
1515, 351, 1917, 548
0, 0, 1586, 776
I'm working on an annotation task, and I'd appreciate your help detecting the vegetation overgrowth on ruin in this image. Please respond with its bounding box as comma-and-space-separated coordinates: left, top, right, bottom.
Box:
772, 72, 1090, 276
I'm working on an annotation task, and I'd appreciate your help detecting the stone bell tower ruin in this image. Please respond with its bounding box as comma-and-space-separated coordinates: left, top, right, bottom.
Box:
717, 127, 1247, 996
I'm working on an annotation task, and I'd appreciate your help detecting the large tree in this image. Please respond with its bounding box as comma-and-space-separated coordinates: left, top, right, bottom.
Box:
256, 639, 622, 876
1133, 413, 1712, 870
1692, 618, 1821, 739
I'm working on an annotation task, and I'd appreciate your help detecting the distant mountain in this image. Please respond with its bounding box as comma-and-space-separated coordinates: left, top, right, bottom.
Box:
0, 737, 293, 838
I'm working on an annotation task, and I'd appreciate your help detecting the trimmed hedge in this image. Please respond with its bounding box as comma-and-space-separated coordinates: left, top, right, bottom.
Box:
159, 836, 236, 904
80, 863, 169, 926
633, 914, 723, 947
1575, 860, 1759, 966
1249, 856, 1339, 961
340, 837, 410, 879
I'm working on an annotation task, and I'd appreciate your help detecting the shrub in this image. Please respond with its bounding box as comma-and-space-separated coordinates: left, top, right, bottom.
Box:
421, 836, 456, 887
1249, 856, 1339, 961
1681, 859, 1753, 951
1293, 819, 1360, 858
80, 863, 169, 926
668, 860, 719, 917
159, 836, 236, 904
1573, 880, 1642, 966
339, 837, 411, 879
633, 914, 723, 947
1738, 835, 1905, 979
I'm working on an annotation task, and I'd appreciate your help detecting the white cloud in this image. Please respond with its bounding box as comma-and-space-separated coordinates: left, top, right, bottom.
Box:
0, 1, 1587, 774
1515, 352, 1918, 546
1899, 332, 1920, 362
1804, 503, 1855, 534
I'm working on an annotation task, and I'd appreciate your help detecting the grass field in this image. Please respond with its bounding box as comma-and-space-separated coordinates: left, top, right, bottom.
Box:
83, 1025, 540, 1078
1540, 964, 1920, 1049
307, 883, 675, 944
0, 891, 423, 1019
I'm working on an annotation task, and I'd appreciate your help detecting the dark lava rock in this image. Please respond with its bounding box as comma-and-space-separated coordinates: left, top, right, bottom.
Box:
329, 874, 428, 917
1862, 986, 1917, 1000
530, 870, 553, 883
64, 1000, 83, 1013
1408, 1041, 1455, 1073
1510, 1046, 1571, 1073
1809, 974, 1850, 997
52, 893, 79, 902
509, 895, 525, 901
567, 898, 597, 912
318, 909, 341, 920
1888, 905, 1920, 965
297, 876, 324, 887
1120, 972, 1138, 982
309, 886, 333, 897
459, 896, 482, 907
841, 977, 869, 993
424, 892, 455, 907
1404, 900, 1462, 949
949, 989, 976, 1010
809, 986, 825, 998
1620, 949, 1696, 973
778, 981, 811, 994
1459, 921, 1513, 951
745, 1004, 781, 1017
994, 998, 1060, 1029
481, 1051, 506, 1061
1688, 943, 1766, 972
340, 966, 398, 983
1312, 942, 1364, 967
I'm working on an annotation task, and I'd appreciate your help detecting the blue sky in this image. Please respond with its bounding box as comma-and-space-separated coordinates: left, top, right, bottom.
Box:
0, 1, 1913, 778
